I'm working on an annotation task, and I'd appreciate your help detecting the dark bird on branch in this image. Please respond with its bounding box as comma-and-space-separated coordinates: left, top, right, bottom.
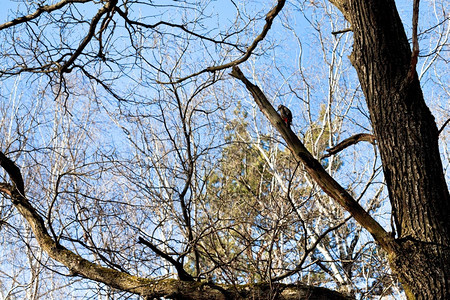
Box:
277, 104, 292, 127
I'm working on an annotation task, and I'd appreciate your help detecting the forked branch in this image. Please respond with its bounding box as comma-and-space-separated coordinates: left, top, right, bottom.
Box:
138, 236, 194, 281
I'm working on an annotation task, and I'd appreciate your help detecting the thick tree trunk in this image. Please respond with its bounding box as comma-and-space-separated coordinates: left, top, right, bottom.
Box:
331, 0, 450, 298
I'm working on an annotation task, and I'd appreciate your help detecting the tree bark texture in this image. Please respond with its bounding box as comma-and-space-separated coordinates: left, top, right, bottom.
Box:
332, 0, 450, 298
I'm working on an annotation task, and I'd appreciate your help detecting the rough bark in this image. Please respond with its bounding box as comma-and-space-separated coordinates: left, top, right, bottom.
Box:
332, 1, 450, 299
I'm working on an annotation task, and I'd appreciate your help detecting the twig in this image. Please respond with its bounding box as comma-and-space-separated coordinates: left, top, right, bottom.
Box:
60, 0, 118, 73
438, 118, 450, 136
0, 0, 91, 31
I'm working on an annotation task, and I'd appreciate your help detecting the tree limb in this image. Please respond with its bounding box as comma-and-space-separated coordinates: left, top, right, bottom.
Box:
0, 151, 24, 196
0, 151, 352, 299
230, 66, 396, 253
438, 118, 450, 136
332, 28, 353, 35
0, 0, 91, 31
321, 133, 376, 159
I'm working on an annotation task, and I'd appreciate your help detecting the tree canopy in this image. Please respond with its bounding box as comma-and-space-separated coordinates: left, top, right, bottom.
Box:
0, 0, 448, 299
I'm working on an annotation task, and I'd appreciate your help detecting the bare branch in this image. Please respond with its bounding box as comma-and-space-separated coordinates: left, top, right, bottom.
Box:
332, 27, 352, 35
0, 178, 353, 299
59, 0, 118, 73
230, 66, 396, 253
115, 7, 244, 52
0, 150, 24, 196
162, 0, 286, 84
321, 133, 376, 159
272, 217, 351, 282
438, 118, 450, 136
0, 0, 91, 31
137, 236, 194, 281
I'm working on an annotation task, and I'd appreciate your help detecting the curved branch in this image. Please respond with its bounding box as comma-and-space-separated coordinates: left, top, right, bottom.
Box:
332, 27, 352, 35
321, 133, 376, 159
115, 7, 243, 51
0, 151, 194, 298
0, 186, 152, 295
161, 0, 286, 83
0, 150, 352, 299
230, 66, 396, 253
438, 118, 450, 136
0, 0, 91, 31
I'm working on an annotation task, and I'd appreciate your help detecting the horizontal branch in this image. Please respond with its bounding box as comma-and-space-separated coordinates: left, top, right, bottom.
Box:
321, 133, 376, 159
331, 27, 352, 35
438, 118, 450, 136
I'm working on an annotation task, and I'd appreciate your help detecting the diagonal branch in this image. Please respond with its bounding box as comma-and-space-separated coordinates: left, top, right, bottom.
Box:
138, 236, 194, 281
0, 151, 24, 196
0, 158, 151, 296
59, 0, 118, 74
438, 118, 450, 136
0, 152, 219, 299
230, 66, 396, 253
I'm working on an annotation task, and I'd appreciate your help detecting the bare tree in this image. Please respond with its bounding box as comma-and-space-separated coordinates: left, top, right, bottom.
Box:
0, 0, 448, 299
